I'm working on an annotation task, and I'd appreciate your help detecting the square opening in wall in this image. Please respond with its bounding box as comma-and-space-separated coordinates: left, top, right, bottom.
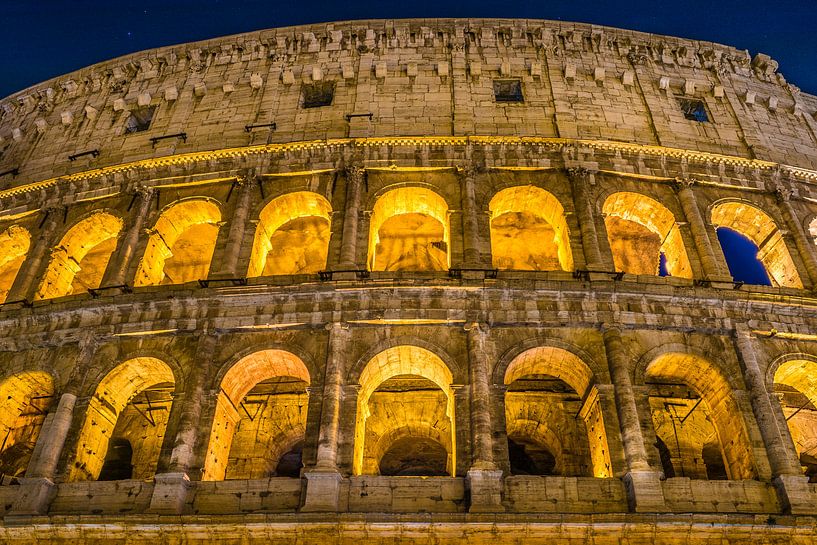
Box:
302, 82, 336, 108
677, 98, 709, 122
494, 80, 524, 103
125, 106, 157, 134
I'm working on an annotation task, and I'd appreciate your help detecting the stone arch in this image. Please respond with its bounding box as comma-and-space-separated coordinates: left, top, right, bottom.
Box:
134, 198, 222, 286
711, 200, 802, 288
35, 211, 123, 300
247, 191, 332, 277
502, 346, 611, 477
602, 191, 692, 278
370, 423, 451, 476
353, 345, 456, 476
203, 349, 311, 481
0, 370, 54, 481
488, 185, 573, 271
492, 336, 603, 386
770, 355, 817, 480
0, 225, 30, 304
367, 187, 450, 271
642, 351, 756, 480
69, 357, 175, 481
349, 335, 464, 387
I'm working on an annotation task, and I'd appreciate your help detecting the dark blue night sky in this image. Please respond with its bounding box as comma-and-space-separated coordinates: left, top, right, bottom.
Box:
2, 0, 816, 99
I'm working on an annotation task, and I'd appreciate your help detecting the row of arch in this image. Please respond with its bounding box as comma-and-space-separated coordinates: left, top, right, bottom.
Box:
2, 342, 817, 485
0, 184, 809, 303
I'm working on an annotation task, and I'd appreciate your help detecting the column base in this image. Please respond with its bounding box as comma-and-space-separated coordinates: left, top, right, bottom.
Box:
774, 474, 816, 515
623, 470, 666, 512
302, 470, 344, 512
467, 468, 505, 513
9, 477, 56, 515
148, 472, 191, 514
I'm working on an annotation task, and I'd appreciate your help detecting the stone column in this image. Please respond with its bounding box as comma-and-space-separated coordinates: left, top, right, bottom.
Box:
303, 322, 348, 511
465, 322, 504, 512
337, 166, 364, 269
459, 165, 484, 269
673, 178, 731, 282
149, 331, 215, 514
774, 188, 817, 289
6, 207, 60, 303
568, 168, 606, 270
11, 334, 96, 515
215, 175, 255, 278
101, 186, 154, 288
603, 326, 666, 512
732, 328, 812, 514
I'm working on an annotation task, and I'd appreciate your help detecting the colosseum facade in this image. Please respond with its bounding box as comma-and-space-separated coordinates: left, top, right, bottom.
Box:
1, 17, 817, 544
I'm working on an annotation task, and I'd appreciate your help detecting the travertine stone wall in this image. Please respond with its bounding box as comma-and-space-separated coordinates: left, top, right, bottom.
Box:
3, 17, 817, 545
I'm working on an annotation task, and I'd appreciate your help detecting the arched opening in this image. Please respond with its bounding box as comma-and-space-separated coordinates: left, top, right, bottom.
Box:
602, 192, 692, 278
489, 186, 573, 271
202, 350, 310, 481
711, 202, 802, 288
0, 371, 54, 483
0, 226, 30, 304
68, 358, 174, 481
35, 212, 123, 300
248, 192, 332, 277
773, 359, 817, 482
368, 188, 450, 272
134, 200, 221, 286
354, 345, 456, 476
645, 352, 755, 480
503, 346, 611, 477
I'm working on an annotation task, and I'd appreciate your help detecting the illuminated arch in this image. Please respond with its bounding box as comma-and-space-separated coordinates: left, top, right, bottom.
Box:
603, 192, 692, 278
645, 352, 755, 480
773, 359, 817, 479
0, 371, 54, 480
368, 187, 450, 272
35, 212, 123, 300
503, 347, 610, 477
134, 199, 221, 286
203, 350, 310, 480
0, 225, 31, 304
247, 192, 332, 277
69, 357, 175, 481
489, 186, 573, 271
711, 201, 802, 288
354, 345, 456, 475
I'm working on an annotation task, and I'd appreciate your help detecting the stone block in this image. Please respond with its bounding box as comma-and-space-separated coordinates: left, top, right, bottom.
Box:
148, 472, 191, 514
163, 86, 178, 101
302, 470, 343, 512
623, 470, 666, 512
8, 478, 56, 515
137, 92, 152, 106
467, 469, 505, 513
60, 111, 74, 125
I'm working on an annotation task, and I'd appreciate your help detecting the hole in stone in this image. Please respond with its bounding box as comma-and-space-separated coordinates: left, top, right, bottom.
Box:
716, 227, 772, 286
493, 79, 524, 103
379, 437, 448, 476
508, 437, 557, 475
301, 82, 335, 108
125, 106, 156, 134
97, 438, 134, 481
677, 98, 709, 122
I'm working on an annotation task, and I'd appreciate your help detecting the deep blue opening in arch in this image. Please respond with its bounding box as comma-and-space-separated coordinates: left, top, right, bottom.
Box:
658, 252, 670, 277
716, 227, 772, 286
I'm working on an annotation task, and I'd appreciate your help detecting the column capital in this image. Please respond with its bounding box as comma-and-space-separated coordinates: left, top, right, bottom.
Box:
672, 176, 698, 191
344, 165, 366, 182
566, 166, 598, 181
456, 163, 484, 179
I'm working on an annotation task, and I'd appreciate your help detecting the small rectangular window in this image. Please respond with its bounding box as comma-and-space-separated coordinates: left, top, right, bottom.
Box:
494, 80, 524, 103
302, 82, 335, 108
125, 106, 156, 133
677, 98, 709, 122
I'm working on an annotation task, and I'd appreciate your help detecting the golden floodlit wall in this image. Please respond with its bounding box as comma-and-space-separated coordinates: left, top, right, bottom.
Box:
2, 17, 817, 545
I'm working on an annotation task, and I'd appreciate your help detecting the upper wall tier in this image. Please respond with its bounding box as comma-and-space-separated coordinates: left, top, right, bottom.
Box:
1, 18, 817, 193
